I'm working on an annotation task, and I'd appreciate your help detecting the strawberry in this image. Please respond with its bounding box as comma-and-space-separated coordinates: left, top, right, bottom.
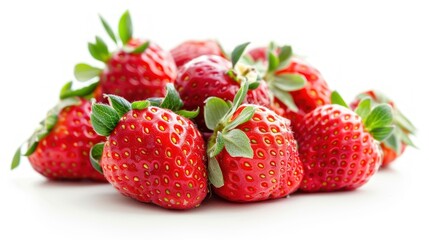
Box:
90, 84, 207, 210
247, 45, 331, 129
12, 83, 105, 181
350, 90, 416, 167
205, 81, 303, 202
74, 11, 177, 103
295, 92, 394, 192
175, 43, 271, 133
170, 40, 226, 68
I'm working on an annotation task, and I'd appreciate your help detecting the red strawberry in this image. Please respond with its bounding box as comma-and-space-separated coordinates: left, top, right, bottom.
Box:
74, 11, 177, 103
175, 43, 271, 133
247, 45, 331, 129
205, 82, 303, 202
295, 92, 394, 192
12, 93, 105, 181
350, 90, 416, 167
90, 85, 207, 210
170, 40, 226, 68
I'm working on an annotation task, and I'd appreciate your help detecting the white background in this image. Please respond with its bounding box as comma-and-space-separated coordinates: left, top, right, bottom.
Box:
0, 0, 427, 239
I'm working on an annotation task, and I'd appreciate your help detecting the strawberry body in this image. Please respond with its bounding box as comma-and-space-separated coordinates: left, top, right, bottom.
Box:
248, 47, 331, 129
170, 40, 224, 68
29, 98, 106, 181
96, 39, 177, 102
213, 104, 303, 202
295, 104, 382, 192
175, 55, 271, 132
100, 106, 207, 209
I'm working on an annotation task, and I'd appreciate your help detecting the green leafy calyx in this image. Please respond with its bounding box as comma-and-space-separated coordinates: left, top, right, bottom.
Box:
91, 98, 122, 137
118, 10, 133, 45
262, 44, 307, 112
355, 91, 416, 151
231, 42, 250, 68
90, 142, 105, 174
331, 91, 349, 108
99, 14, 117, 45
60, 81, 99, 100
204, 81, 255, 188
12, 98, 81, 169
74, 63, 102, 82
88, 37, 110, 63
361, 104, 394, 141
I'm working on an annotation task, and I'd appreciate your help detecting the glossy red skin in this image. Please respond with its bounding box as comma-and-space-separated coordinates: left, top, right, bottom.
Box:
350, 90, 406, 167
170, 40, 225, 68
295, 105, 382, 192
96, 39, 177, 102
175, 55, 271, 132
214, 105, 303, 202
248, 47, 331, 130
29, 98, 106, 181
101, 107, 208, 210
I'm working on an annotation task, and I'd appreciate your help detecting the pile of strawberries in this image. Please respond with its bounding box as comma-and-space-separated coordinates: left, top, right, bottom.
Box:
12, 11, 416, 210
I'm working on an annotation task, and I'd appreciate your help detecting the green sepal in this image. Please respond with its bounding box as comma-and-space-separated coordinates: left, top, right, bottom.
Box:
383, 131, 401, 154
24, 140, 38, 157
331, 91, 349, 108
11, 147, 22, 170
370, 126, 394, 141
106, 95, 131, 117
90, 103, 120, 136
396, 127, 416, 148
248, 81, 260, 90
176, 108, 199, 119
231, 42, 250, 68
224, 106, 255, 131
208, 157, 224, 188
146, 98, 163, 107
131, 100, 150, 110
355, 98, 372, 120
209, 131, 225, 158
231, 80, 249, 113
278, 45, 293, 63
74, 63, 102, 82
118, 10, 133, 45
271, 87, 298, 112
395, 110, 417, 134
130, 41, 150, 54
364, 104, 393, 132
222, 129, 253, 158
88, 43, 102, 62
272, 73, 307, 91
160, 83, 184, 112
60, 81, 99, 100
268, 51, 279, 73
204, 97, 231, 131
95, 36, 110, 61
24, 98, 80, 156
99, 14, 117, 45
268, 42, 277, 52
90, 142, 105, 174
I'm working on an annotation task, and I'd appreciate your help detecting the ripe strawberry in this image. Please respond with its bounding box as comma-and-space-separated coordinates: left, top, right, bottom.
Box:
350, 90, 416, 167
170, 40, 226, 68
90, 84, 207, 210
205, 81, 303, 202
74, 11, 176, 103
247, 45, 331, 129
12, 83, 106, 181
175, 43, 271, 133
295, 92, 394, 192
